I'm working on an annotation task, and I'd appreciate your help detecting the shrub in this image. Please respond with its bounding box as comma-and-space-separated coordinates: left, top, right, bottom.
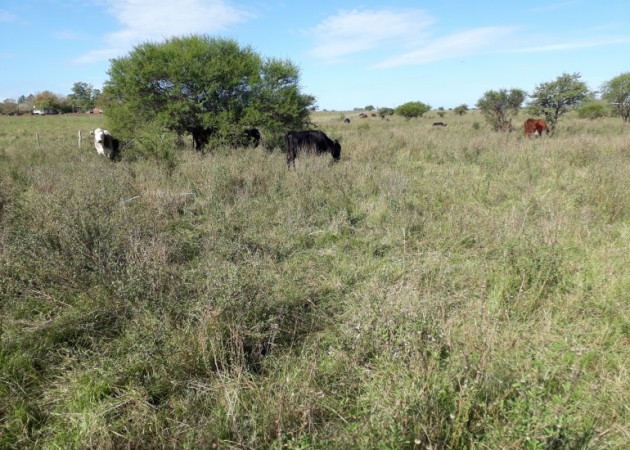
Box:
577, 101, 609, 119
395, 101, 431, 119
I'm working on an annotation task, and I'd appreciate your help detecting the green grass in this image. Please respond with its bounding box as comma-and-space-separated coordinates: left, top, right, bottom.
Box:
1, 111, 629, 448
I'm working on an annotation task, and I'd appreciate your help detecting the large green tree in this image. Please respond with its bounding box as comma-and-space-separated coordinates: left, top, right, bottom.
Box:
527, 72, 590, 132
476, 89, 526, 131
600, 72, 630, 122
103, 35, 314, 151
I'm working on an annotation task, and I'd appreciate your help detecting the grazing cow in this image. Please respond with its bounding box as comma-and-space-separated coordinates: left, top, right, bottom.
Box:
432, 122, 447, 127
359, 113, 368, 118
238, 128, 262, 147
285, 130, 341, 167
90, 128, 120, 160
344, 118, 351, 123
524, 118, 549, 138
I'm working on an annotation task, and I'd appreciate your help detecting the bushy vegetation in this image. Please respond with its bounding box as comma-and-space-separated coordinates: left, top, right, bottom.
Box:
103, 36, 314, 152
577, 101, 610, 119
395, 101, 431, 120
476, 88, 526, 132
453, 104, 469, 116
528, 73, 591, 132
601, 72, 630, 122
1, 112, 629, 448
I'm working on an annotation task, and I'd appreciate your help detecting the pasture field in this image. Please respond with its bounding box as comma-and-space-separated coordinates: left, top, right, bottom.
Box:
1, 111, 629, 448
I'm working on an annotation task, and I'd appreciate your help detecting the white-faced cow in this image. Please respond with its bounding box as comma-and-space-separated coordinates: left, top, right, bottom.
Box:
90, 128, 120, 160
285, 130, 341, 167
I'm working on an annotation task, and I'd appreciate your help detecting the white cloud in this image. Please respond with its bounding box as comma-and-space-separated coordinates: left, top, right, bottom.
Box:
373, 26, 517, 68
516, 36, 630, 53
76, 0, 253, 63
306, 9, 518, 69
307, 9, 435, 60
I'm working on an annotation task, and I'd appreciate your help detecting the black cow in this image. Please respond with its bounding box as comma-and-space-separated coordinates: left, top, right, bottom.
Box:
227, 128, 263, 148
344, 118, 351, 123
432, 122, 447, 127
285, 130, 341, 167
240, 128, 262, 147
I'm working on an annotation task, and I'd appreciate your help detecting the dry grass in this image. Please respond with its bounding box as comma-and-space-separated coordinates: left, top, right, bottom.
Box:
1, 111, 629, 448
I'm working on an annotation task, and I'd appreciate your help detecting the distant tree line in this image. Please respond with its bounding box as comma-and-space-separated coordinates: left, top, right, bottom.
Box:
473, 72, 630, 132
1, 82, 102, 115
354, 72, 630, 128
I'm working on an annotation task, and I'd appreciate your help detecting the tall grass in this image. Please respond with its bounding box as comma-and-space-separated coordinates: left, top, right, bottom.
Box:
1, 111, 629, 448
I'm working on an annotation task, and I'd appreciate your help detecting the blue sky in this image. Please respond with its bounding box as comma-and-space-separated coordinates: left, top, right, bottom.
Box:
1, 0, 629, 111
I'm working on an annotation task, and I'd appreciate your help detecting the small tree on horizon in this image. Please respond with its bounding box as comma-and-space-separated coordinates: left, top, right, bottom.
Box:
476, 89, 526, 131
0, 99, 18, 115
600, 72, 630, 122
377, 107, 395, 119
33, 91, 63, 111
395, 101, 431, 120
527, 72, 590, 132
577, 101, 609, 120
453, 104, 468, 116
68, 82, 101, 112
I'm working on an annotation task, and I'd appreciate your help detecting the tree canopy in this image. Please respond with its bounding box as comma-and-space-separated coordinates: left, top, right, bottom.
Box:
103, 35, 314, 151
527, 73, 590, 132
600, 72, 630, 122
453, 104, 468, 116
33, 91, 63, 111
377, 107, 395, 119
68, 82, 100, 112
576, 101, 609, 120
395, 101, 431, 120
476, 89, 526, 131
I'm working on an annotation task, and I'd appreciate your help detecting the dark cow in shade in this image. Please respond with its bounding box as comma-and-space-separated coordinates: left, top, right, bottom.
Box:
233, 128, 262, 147
90, 128, 121, 160
188, 126, 261, 150
285, 130, 341, 167
432, 122, 447, 127
524, 118, 549, 138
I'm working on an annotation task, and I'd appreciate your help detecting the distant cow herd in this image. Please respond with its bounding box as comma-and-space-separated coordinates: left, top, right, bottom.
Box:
89, 117, 549, 165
